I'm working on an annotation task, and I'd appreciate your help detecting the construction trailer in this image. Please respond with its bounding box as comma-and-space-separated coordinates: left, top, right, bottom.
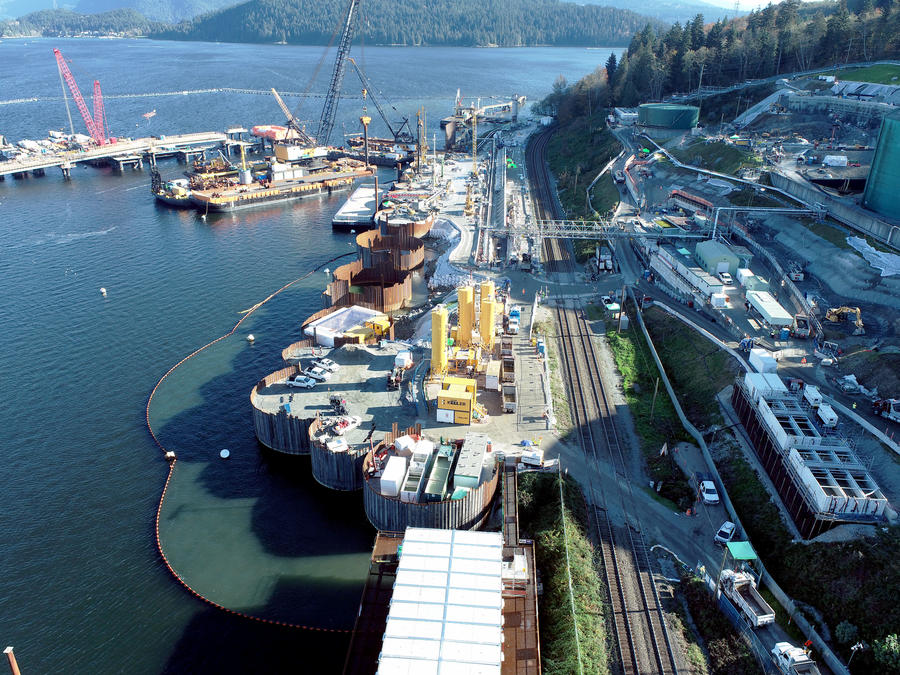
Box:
746, 290, 794, 327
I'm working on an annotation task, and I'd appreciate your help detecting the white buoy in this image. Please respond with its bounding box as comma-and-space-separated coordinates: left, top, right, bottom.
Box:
350, 229, 356, 234
220, 449, 230, 459
324, 268, 330, 276
247, 334, 255, 343
100, 287, 107, 297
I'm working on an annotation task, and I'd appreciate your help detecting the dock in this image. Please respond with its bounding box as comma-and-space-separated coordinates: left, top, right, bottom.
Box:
0, 131, 229, 180
332, 182, 382, 232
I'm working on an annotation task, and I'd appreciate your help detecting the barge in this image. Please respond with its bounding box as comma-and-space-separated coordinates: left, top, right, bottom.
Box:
190, 158, 372, 213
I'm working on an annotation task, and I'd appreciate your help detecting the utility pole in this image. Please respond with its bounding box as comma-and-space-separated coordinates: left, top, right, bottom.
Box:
696, 63, 706, 120
617, 283, 626, 332
650, 377, 660, 420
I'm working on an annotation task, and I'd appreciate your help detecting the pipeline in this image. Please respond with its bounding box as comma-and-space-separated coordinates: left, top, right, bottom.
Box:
146, 251, 355, 632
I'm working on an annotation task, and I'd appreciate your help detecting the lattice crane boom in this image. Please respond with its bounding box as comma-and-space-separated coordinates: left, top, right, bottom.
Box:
271, 88, 315, 146
347, 57, 413, 143
54, 48, 105, 145
92, 80, 106, 144
316, 0, 360, 146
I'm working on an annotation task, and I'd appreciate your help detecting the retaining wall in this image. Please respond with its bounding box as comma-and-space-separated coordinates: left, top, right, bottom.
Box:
309, 417, 367, 491
769, 172, 899, 250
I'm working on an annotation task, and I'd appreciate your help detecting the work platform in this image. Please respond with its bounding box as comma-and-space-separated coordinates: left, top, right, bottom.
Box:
332, 182, 382, 232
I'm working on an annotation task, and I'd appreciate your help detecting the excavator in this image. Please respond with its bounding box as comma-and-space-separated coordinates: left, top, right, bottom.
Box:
825, 306, 865, 335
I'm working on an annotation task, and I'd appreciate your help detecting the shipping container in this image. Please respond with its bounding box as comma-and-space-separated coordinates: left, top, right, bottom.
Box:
380, 455, 408, 497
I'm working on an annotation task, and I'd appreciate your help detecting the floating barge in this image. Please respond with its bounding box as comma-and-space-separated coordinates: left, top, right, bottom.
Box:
332, 182, 383, 231
191, 163, 372, 213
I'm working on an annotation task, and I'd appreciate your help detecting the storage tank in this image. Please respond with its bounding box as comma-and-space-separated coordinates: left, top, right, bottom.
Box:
862, 110, 900, 218
638, 104, 700, 129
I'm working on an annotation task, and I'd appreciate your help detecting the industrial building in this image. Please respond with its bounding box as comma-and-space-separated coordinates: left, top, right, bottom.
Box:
694, 239, 741, 276
639, 103, 700, 130
731, 372, 887, 539
667, 189, 713, 216
376, 527, 505, 674
647, 241, 724, 301
862, 110, 900, 219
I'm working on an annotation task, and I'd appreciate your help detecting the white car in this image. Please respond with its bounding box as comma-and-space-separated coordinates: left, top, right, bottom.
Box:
507, 318, 520, 335
699, 480, 720, 505
714, 520, 736, 545
286, 375, 317, 389
313, 357, 340, 372
719, 272, 734, 286
601, 295, 620, 314
302, 366, 331, 382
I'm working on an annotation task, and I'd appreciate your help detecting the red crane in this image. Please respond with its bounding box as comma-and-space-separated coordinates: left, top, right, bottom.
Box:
92, 80, 107, 144
54, 47, 107, 145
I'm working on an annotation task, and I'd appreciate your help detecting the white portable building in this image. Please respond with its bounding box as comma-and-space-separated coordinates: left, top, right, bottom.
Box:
393, 435, 417, 457
711, 292, 728, 308
822, 155, 848, 167
736, 267, 755, 286
817, 403, 838, 428
380, 455, 408, 497
394, 351, 413, 369
747, 291, 794, 327
803, 385, 823, 408
749, 348, 778, 374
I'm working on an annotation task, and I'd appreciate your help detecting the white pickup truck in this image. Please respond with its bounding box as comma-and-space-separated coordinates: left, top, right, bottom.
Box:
771, 642, 821, 674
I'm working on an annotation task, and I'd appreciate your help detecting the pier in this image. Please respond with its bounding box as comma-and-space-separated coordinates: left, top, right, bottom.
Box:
0, 131, 228, 180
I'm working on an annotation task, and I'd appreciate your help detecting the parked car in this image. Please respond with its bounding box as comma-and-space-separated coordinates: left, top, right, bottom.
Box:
719, 272, 734, 286
286, 375, 317, 389
313, 357, 340, 372
302, 366, 331, 382
714, 520, 736, 545
601, 295, 620, 314
698, 477, 720, 505
508, 317, 520, 335
614, 170, 625, 184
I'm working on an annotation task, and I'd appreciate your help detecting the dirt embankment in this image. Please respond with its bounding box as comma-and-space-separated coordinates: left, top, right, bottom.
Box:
838, 350, 900, 399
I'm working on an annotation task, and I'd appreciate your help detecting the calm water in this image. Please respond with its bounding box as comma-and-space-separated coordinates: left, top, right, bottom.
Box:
0, 38, 613, 673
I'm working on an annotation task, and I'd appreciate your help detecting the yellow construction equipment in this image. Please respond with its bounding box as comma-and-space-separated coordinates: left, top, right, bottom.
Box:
464, 184, 475, 217
825, 306, 864, 335
431, 305, 449, 377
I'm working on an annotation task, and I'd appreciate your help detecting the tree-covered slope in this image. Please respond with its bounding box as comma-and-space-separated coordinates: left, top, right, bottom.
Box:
150, 0, 660, 47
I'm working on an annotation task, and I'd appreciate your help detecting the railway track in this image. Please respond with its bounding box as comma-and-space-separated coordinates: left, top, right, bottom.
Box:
554, 304, 678, 675
525, 127, 572, 274
526, 124, 678, 674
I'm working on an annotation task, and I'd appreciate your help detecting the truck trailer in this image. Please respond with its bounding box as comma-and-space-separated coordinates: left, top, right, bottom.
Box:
720, 569, 776, 628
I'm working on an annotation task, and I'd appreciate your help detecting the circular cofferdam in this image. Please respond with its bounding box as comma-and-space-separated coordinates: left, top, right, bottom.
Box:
638, 103, 699, 129
310, 442, 366, 491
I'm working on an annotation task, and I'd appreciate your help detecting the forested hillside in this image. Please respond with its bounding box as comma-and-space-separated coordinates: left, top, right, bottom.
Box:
74, 0, 240, 23
150, 0, 660, 47
0, 8, 157, 36
539, 0, 900, 111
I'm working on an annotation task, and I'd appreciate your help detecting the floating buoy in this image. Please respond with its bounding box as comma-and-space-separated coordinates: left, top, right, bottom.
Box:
246, 334, 255, 343
324, 268, 330, 276
220, 449, 230, 459
165, 451, 176, 462
350, 229, 356, 234
100, 287, 107, 296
